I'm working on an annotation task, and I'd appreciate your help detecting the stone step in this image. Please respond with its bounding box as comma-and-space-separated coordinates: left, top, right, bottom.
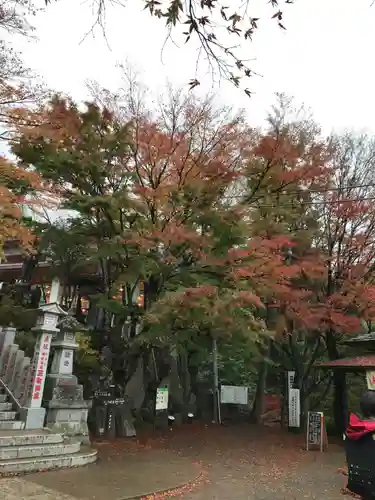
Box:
0, 421, 24, 431
0, 403, 12, 411
0, 411, 16, 421
0, 439, 81, 460
0, 429, 63, 447
0, 446, 98, 474
0, 394, 7, 403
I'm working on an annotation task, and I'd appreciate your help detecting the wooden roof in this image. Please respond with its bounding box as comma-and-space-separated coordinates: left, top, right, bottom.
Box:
315, 356, 375, 370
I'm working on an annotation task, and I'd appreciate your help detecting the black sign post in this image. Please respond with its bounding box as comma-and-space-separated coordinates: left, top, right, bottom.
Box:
306, 411, 325, 452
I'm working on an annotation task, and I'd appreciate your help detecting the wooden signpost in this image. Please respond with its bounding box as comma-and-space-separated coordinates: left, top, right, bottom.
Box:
306, 411, 327, 452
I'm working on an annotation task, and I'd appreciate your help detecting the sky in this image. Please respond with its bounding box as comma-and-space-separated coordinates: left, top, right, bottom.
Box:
9, 0, 375, 135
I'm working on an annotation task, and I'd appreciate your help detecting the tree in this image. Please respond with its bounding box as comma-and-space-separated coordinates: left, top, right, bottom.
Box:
13, 84, 325, 418
312, 132, 375, 433
44, 0, 294, 94
0, 0, 46, 258
0, 156, 40, 258
248, 97, 375, 433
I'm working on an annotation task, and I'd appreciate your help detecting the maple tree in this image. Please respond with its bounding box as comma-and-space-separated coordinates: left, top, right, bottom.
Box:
245, 97, 375, 432
0, 0, 46, 259
311, 132, 375, 433
12, 85, 326, 412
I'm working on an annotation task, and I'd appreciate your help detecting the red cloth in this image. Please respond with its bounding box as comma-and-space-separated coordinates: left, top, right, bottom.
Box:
346, 413, 375, 440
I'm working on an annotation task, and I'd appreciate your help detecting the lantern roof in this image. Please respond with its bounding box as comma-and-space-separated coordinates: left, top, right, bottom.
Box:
38, 302, 68, 317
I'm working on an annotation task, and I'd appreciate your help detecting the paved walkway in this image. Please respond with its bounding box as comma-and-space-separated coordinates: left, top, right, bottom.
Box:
1, 424, 348, 500
1, 478, 77, 500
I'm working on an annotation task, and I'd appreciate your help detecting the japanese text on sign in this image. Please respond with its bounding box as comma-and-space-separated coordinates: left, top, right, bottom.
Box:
27, 333, 51, 407
156, 387, 169, 411
288, 388, 300, 428
306, 411, 325, 452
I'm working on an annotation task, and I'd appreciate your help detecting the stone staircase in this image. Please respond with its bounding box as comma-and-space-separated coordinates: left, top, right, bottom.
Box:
0, 388, 97, 474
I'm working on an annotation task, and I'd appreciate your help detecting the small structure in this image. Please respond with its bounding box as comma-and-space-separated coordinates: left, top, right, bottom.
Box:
19, 302, 67, 429
43, 314, 92, 444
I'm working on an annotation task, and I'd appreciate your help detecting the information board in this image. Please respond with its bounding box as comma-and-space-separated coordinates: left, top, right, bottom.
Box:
306, 411, 324, 451
288, 388, 300, 428
156, 387, 169, 411
220, 385, 248, 405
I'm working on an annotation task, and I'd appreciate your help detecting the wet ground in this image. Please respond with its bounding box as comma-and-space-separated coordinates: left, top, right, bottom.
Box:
2, 423, 348, 500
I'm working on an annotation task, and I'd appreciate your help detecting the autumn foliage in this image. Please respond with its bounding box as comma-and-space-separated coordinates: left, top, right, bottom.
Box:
11, 90, 375, 345
0, 156, 40, 257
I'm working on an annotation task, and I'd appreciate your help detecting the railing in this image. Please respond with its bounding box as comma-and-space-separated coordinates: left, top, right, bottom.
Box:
0, 377, 22, 409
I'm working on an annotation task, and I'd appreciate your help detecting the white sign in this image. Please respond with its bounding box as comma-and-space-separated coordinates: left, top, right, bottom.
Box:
288, 388, 300, 428
25, 333, 52, 408
220, 385, 248, 405
156, 387, 169, 410
367, 371, 375, 390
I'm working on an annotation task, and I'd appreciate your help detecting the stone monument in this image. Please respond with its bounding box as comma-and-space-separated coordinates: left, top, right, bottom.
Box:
19, 302, 66, 429
43, 314, 92, 444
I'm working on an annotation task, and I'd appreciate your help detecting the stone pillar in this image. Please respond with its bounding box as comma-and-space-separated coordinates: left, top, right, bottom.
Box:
49, 277, 62, 304
15, 357, 30, 402
0, 327, 16, 377
4, 344, 19, 385
19, 303, 67, 430
9, 350, 24, 392
44, 315, 92, 444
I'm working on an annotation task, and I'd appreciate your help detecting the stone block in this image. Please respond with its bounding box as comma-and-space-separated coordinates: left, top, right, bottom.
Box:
0, 448, 97, 474
19, 406, 46, 430
0, 411, 16, 420
0, 440, 81, 460
0, 430, 63, 447
0, 420, 24, 430
0, 402, 13, 411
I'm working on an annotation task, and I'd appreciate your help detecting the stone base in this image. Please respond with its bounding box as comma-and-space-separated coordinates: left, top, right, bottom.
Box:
43, 373, 78, 401
44, 401, 92, 445
19, 407, 46, 430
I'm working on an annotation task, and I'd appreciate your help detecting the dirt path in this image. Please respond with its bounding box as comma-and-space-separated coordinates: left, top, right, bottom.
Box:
7, 423, 348, 500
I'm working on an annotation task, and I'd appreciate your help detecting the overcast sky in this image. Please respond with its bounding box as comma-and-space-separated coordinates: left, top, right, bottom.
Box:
10, 0, 375, 134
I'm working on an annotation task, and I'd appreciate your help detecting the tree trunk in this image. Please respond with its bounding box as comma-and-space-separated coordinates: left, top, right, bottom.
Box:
251, 359, 268, 423
251, 340, 272, 423
326, 329, 348, 435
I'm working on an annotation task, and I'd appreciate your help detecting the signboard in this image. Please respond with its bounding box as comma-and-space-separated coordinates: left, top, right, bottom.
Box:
306, 411, 325, 452
366, 371, 375, 390
220, 385, 248, 405
156, 387, 169, 411
288, 388, 300, 428
25, 333, 52, 408
287, 371, 295, 392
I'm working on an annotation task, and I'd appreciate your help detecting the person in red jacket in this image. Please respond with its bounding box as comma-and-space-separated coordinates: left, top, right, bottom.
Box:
345, 390, 375, 500
346, 390, 375, 441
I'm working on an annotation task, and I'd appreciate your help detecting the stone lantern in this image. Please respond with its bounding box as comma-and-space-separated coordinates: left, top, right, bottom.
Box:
20, 302, 67, 429
43, 314, 92, 444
